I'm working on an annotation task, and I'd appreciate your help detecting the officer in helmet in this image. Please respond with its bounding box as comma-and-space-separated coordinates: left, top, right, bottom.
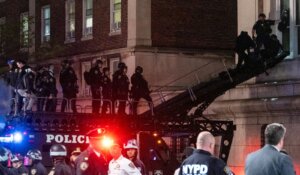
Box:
11, 154, 29, 175
112, 62, 129, 115
0, 146, 13, 175
89, 60, 103, 114
48, 144, 72, 175
124, 139, 146, 175
130, 66, 153, 116
26, 149, 47, 175
108, 143, 141, 175
75, 128, 108, 175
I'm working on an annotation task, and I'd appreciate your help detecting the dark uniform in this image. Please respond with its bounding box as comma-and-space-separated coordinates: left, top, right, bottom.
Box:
101, 68, 112, 114
75, 147, 108, 175
29, 162, 47, 175
15, 64, 29, 115
235, 31, 256, 69
48, 161, 72, 175
10, 164, 29, 175
45, 71, 58, 112
89, 65, 103, 114
59, 62, 78, 113
131, 66, 152, 115
112, 68, 129, 115
35, 68, 49, 112
178, 149, 233, 175
4, 60, 18, 115
252, 15, 274, 52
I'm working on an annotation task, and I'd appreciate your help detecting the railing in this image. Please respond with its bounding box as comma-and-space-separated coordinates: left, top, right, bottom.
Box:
149, 58, 234, 105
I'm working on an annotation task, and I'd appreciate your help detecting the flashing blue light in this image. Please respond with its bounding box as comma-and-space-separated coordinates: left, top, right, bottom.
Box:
13, 132, 23, 143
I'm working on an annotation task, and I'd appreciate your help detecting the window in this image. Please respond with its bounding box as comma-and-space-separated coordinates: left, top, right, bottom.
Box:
41, 5, 50, 43
20, 12, 29, 48
65, 0, 75, 42
279, 0, 300, 57
82, 0, 93, 38
0, 17, 5, 54
110, 0, 121, 33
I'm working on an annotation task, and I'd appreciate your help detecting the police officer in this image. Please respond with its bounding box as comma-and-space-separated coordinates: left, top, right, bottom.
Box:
131, 66, 153, 116
16, 66, 36, 114
11, 154, 29, 175
252, 13, 274, 52
75, 128, 108, 175
35, 66, 49, 112
124, 139, 147, 175
101, 67, 112, 114
15, 59, 29, 115
59, 60, 78, 113
70, 148, 81, 175
26, 149, 47, 175
4, 59, 18, 115
0, 146, 13, 175
48, 144, 72, 175
234, 31, 256, 69
45, 64, 58, 112
178, 131, 233, 175
108, 143, 141, 175
112, 63, 129, 115
89, 60, 103, 114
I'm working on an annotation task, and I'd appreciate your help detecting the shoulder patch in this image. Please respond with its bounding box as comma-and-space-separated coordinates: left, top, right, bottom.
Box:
128, 162, 136, 169
80, 162, 89, 171
224, 166, 233, 175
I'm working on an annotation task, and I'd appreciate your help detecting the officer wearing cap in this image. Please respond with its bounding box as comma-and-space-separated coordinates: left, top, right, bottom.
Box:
59, 59, 78, 113
75, 128, 108, 175
48, 144, 72, 175
178, 131, 233, 175
130, 66, 153, 116
124, 139, 146, 175
10, 154, 29, 175
45, 64, 58, 112
89, 60, 103, 114
108, 143, 141, 175
26, 149, 47, 175
112, 62, 129, 115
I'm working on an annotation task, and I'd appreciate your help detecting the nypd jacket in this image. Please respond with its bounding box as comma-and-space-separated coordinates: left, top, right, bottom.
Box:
178, 149, 233, 175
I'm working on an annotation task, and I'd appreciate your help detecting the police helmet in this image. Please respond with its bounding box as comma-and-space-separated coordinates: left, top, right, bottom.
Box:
124, 139, 138, 149
86, 128, 106, 139
95, 60, 103, 65
61, 59, 70, 66
259, 13, 266, 18
0, 147, 11, 162
50, 144, 67, 157
135, 66, 143, 73
26, 149, 42, 160
118, 62, 126, 69
16, 58, 26, 65
11, 154, 24, 163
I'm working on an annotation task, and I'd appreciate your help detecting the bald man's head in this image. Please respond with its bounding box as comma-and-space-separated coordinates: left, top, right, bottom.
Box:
196, 131, 215, 155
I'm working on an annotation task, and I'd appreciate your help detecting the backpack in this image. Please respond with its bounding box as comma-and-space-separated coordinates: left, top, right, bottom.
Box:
84, 71, 91, 85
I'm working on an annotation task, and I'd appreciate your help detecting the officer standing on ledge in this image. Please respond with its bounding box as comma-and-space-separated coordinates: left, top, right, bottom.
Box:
59, 60, 78, 113
75, 128, 108, 175
178, 131, 233, 175
45, 64, 58, 112
131, 66, 153, 116
4, 59, 18, 115
26, 149, 47, 175
113, 63, 129, 115
89, 60, 103, 114
48, 144, 72, 175
101, 67, 112, 114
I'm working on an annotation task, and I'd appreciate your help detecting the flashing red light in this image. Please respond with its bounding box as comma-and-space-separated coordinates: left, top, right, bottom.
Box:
157, 139, 162, 144
101, 136, 114, 149
153, 132, 158, 137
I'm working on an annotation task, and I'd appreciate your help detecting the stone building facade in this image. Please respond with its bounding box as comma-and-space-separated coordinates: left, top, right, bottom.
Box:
206, 0, 300, 174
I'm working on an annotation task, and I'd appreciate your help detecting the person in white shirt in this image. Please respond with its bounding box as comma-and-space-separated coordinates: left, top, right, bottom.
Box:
108, 143, 141, 175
